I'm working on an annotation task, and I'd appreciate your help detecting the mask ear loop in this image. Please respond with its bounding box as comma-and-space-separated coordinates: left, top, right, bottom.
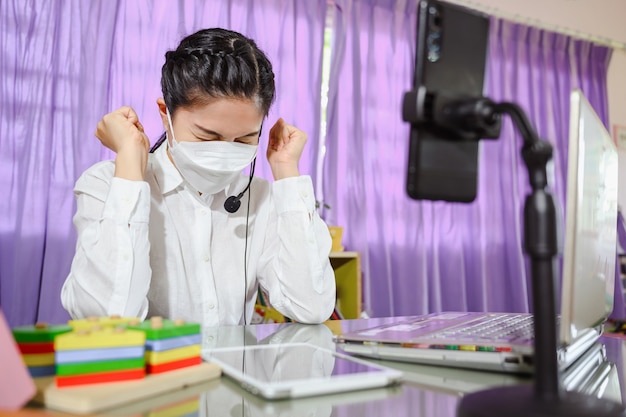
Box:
165, 108, 177, 149
149, 105, 175, 153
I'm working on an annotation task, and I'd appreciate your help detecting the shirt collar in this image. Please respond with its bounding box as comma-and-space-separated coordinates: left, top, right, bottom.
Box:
152, 141, 184, 194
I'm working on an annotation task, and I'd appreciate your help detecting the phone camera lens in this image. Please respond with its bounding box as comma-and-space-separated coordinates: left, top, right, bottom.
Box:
428, 6, 442, 32
428, 50, 440, 62
426, 6, 441, 62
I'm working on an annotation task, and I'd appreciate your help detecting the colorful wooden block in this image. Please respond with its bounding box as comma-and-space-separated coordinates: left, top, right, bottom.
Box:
55, 327, 145, 350
55, 368, 145, 388
56, 358, 145, 376
68, 316, 141, 331
56, 346, 145, 364
125, 317, 202, 375
22, 352, 55, 367
53, 325, 147, 388
128, 318, 200, 340
145, 334, 202, 352
144, 345, 201, 365
12, 323, 70, 380
12, 323, 72, 343
27, 364, 56, 377
146, 356, 202, 375
17, 341, 55, 354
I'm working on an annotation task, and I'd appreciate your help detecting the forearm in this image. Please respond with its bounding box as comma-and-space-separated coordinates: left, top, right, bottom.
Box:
258, 176, 336, 324
62, 219, 151, 318
61, 173, 152, 319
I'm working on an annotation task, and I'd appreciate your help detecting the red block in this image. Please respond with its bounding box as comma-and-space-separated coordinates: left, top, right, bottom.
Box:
146, 356, 201, 375
17, 342, 55, 354
56, 368, 145, 387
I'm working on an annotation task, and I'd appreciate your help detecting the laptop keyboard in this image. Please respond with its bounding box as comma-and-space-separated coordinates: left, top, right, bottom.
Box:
426, 314, 534, 343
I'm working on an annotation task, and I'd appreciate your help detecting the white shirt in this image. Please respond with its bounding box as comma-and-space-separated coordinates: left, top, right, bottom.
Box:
61, 143, 336, 326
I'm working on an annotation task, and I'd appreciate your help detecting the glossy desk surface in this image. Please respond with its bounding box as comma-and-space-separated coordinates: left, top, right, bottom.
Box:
13, 317, 626, 416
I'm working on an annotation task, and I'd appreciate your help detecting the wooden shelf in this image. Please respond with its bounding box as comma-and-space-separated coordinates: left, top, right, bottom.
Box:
254, 251, 362, 322
330, 251, 362, 319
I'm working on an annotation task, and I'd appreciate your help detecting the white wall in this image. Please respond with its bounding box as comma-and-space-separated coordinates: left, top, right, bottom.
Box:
447, 0, 626, 209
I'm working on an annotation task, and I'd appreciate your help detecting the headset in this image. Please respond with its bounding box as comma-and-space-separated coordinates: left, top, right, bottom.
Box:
224, 158, 256, 213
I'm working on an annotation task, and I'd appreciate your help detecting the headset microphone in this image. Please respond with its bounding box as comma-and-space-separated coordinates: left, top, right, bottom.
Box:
224, 158, 256, 213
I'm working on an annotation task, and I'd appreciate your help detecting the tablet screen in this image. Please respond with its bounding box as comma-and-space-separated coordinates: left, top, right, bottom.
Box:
204, 342, 403, 399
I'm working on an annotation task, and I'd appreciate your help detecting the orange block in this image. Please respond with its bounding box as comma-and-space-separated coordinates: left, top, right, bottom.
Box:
56, 368, 145, 388
146, 356, 201, 375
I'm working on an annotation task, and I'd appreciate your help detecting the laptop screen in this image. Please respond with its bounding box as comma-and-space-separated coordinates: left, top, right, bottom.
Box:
559, 89, 619, 345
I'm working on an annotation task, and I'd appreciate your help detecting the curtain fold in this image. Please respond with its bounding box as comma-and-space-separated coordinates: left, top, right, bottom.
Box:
1, 1, 120, 325
1, 0, 327, 326
325, 2, 613, 318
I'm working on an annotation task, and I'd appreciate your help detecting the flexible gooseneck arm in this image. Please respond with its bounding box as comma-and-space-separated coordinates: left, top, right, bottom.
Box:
493, 102, 560, 400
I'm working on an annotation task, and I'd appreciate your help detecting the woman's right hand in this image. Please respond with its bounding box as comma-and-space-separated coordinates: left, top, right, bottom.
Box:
95, 106, 150, 181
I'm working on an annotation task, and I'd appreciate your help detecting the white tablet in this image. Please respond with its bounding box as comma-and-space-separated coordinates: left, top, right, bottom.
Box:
203, 342, 403, 400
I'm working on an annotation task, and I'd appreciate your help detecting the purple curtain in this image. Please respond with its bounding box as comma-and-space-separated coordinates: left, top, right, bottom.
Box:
0, 0, 328, 327
2, 0, 617, 327
325, 2, 613, 318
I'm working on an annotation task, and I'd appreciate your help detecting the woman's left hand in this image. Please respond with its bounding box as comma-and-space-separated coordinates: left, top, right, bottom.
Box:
266, 118, 305, 180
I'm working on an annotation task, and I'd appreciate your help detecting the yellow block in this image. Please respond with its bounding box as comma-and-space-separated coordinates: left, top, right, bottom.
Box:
23, 353, 55, 366
55, 327, 145, 351
68, 316, 141, 331
145, 345, 201, 365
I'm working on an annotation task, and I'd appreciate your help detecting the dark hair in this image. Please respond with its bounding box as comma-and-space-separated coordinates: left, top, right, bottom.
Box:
161, 27, 275, 116
151, 28, 275, 152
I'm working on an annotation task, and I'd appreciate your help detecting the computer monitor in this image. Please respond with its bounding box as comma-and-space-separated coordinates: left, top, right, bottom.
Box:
560, 89, 619, 345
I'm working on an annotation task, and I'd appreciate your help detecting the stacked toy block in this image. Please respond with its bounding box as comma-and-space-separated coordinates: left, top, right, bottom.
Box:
68, 315, 139, 331
12, 323, 72, 377
54, 325, 146, 387
128, 317, 202, 375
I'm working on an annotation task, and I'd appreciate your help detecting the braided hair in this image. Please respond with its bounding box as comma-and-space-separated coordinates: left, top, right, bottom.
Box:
151, 28, 276, 152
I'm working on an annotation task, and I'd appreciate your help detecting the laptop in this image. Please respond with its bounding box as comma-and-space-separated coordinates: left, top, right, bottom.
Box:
335, 89, 619, 374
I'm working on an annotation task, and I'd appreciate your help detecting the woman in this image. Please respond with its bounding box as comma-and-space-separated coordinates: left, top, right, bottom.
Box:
61, 28, 336, 326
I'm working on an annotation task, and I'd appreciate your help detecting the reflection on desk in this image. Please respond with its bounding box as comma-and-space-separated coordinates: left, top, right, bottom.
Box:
14, 318, 626, 417
195, 323, 457, 416
368, 341, 622, 402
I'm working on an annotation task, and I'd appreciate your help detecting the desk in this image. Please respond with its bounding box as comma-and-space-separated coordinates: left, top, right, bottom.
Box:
11, 317, 626, 417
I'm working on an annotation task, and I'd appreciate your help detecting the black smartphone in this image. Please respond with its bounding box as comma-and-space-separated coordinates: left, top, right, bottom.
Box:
405, 0, 490, 202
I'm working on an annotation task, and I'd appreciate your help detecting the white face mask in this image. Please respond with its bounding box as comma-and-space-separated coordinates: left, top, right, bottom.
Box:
166, 109, 258, 195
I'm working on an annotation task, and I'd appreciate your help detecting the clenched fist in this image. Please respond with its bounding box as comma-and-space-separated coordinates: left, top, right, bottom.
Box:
95, 106, 150, 181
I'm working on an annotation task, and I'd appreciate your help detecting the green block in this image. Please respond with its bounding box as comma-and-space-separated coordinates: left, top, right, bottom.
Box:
12, 324, 73, 343
128, 318, 200, 340
56, 358, 146, 376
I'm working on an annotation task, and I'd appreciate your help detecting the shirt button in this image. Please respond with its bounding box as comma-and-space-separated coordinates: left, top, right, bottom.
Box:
122, 254, 130, 262
203, 253, 210, 262
208, 303, 215, 310
200, 209, 207, 216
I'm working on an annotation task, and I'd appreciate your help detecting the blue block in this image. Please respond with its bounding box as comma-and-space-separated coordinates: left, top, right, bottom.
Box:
28, 364, 56, 377
145, 334, 202, 352
55, 346, 144, 364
